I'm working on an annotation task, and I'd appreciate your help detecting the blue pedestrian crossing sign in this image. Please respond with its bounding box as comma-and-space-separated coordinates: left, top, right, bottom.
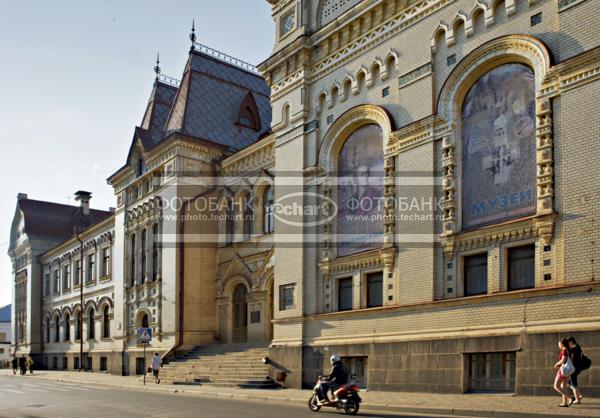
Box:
137, 327, 152, 344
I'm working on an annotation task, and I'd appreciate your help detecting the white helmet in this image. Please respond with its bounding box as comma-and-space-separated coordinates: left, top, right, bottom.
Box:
330, 354, 340, 365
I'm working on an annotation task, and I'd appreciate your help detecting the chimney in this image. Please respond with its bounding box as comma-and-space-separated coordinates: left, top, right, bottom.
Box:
74, 191, 92, 216
17, 193, 28, 201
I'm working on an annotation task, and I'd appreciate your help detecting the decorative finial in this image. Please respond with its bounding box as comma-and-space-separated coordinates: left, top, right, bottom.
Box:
154, 52, 161, 80
189, 19, 197, 51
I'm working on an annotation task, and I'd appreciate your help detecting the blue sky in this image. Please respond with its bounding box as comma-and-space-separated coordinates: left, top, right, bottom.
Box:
0, 0, 274, 307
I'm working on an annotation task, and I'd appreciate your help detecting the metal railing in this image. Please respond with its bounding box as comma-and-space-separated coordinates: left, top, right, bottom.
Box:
192, 42, 261, 75
157, 73, 181, 87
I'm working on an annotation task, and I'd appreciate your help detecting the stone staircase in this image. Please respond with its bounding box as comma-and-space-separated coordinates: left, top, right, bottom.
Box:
160, 342, 277, 388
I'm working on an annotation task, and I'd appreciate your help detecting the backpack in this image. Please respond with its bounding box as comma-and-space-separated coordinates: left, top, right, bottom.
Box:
580, 355, 592, 371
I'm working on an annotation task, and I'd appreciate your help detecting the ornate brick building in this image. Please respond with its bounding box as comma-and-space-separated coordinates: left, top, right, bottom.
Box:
8, 0, 600, 396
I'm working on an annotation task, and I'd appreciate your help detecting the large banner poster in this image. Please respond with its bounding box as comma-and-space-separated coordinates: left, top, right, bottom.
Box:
461, 63, 537, 229
337, 124, 384, 257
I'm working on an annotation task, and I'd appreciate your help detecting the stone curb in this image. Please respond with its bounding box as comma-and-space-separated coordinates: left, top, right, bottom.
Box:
26, 375, 595, 418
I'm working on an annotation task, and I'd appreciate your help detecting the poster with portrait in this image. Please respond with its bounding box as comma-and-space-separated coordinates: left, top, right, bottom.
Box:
337, 124, 384, 257
461, 63, 537, 229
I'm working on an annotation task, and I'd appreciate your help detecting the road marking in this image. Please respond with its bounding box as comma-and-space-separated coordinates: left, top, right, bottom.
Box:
2, 388, 26, 394
33, 383, 70, 392
21, 385, 49, 393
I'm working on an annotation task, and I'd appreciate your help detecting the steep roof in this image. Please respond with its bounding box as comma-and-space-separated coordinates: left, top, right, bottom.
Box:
17, 198, 113, 243
139, 80, 178, 147
163, 49, 272, 151
0, 305, 10, 323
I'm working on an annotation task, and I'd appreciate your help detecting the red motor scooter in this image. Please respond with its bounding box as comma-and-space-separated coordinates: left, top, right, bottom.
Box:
308, 375, 361, 415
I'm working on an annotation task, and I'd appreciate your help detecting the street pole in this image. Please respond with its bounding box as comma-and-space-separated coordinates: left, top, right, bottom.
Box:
76, 233, 84, 372
143, 342, 146, 386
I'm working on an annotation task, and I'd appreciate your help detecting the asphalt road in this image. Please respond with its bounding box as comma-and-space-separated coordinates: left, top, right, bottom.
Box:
0, 375, 455, 418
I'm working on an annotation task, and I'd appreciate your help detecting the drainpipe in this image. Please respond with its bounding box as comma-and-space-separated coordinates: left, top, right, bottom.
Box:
164, 160, 219, 362
75, 234, 84, 371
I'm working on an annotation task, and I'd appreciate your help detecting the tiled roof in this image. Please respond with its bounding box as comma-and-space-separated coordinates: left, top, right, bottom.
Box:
140, 80, 178, 146
18, 199, 113, 242
0, 305, 10, 323
163, 50, 272, 151
110, 48, 273, 182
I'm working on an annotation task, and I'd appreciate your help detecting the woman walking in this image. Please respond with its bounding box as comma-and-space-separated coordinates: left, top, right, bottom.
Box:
568, 336, 587, 404
553, 339, 574, 407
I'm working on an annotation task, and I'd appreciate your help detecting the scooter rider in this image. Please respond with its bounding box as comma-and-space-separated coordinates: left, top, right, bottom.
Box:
318, 354, 348, 404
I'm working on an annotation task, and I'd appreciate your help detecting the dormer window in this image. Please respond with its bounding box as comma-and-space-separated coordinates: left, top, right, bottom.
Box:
237, 92, 261, 131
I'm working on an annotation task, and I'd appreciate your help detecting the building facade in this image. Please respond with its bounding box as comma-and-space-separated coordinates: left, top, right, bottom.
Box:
7, 0, 600, 396
0, 305, 11, 366
260, 0, 600, 395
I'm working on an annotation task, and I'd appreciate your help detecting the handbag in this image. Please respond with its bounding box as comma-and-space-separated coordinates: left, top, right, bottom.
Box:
580, 355, 592, 371
561, 357, 575, 377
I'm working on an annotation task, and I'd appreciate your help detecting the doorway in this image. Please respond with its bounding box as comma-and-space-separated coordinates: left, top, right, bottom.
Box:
232, 284, 248, 343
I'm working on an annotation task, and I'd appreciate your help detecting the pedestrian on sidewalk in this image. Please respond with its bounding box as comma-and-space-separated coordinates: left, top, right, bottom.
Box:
18, 355, 27, 375
27, 356, 34, 374
553, 339, 574, 407
152, 352, 161, 384
11, 357, 18, 375
567, 336, 591, 404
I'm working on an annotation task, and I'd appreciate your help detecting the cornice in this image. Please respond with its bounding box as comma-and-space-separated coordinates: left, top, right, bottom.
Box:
309, 0, 451, 82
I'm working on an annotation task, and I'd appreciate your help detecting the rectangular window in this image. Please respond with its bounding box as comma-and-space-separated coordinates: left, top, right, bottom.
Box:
74, 357, 80, 370
74, 260, 81, 286
530, 12, 542, 26
102, 247, 110, 277
338, 278, 353, 311
44, 273, 50, 297
382, 87, 390, 97
135, 358, 146, 375
87, 254, 95, 283
279, 284, 295, 311
342, 357, 368, 388
464, 253, 488, 296
62, 265, 70, 290
53, 270, 60, 294
468, 352, 516, 392
100, 357, 108, 372
52, 357, 58, 370
508, 245, 535, 290
366, 272, 383, 308
63, 357, 68, 370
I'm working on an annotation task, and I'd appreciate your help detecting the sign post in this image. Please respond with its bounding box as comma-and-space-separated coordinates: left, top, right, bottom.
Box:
137, 327, 152, 386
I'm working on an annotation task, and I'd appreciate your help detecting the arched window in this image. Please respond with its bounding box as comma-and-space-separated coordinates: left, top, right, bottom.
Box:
461, 63, 536, 229
225, 198, 235, 245
337, 124, 384, 257
141, 229, 147, 284
64, 314, 71, 342
75, 312, 81, 341
88, 309, 95, 340
130, 234, 136, 287
237, 92, 261, 130
45, 318, 50, 343
102, 306, 110, 338
263, 186, 274, 234
54, 315, 60, 342
243, 193, 254, 240
152, 224, 160, 280
141, 313, 149, 328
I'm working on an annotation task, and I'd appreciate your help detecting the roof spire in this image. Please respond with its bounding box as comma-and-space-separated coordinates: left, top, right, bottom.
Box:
154, 52, 161, 80
189, 19, 197, 51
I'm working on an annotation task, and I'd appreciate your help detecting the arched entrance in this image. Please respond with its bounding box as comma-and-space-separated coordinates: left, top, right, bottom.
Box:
232, 284, 248, 343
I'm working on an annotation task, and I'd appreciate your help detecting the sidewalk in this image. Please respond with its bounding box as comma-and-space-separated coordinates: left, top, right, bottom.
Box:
2, 369, 599, 418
